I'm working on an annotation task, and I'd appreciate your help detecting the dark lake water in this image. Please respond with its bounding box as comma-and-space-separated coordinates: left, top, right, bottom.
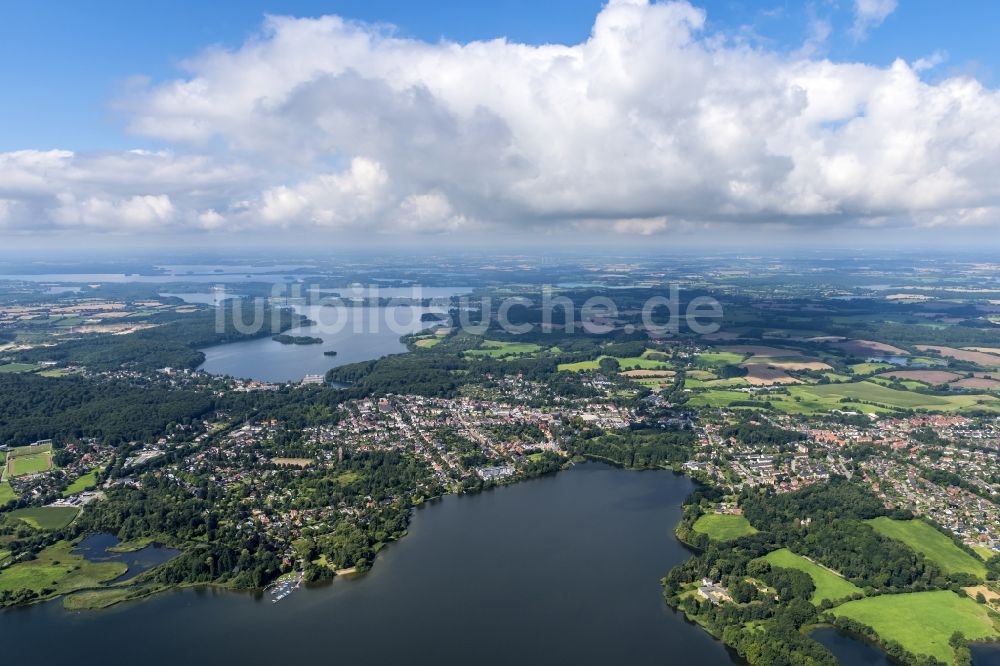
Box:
812, 627, 892, 665
813, 626, 1000, 666
72, 533, 180, 583
2, 464, 739, 666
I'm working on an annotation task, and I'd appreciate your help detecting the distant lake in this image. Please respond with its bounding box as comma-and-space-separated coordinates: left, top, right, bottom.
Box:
159, 290, 240, 306
0, 464, 739, 666
198, 303, 449, 382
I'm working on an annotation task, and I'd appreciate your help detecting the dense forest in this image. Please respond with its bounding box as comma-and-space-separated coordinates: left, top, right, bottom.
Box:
0, 374, 214, 446
665, 480, 966, 666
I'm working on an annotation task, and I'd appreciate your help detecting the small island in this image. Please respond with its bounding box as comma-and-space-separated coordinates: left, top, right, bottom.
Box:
271, 334, 323, 345
323, 350, 338, 356
420, 312, 449, 322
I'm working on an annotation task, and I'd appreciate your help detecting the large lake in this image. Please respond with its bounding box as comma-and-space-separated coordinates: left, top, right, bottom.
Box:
2, 464, 739, 666
170, 286, 469, 382
198, 302, 452, 382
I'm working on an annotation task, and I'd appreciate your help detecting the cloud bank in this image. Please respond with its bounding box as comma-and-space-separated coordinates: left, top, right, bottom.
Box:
3, 0, 1000, 238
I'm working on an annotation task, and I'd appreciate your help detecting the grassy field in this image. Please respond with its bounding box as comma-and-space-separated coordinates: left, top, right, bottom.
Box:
687, 380, 1000, 415
692, 513, 758, 541
0, 539, 126, 599
558, 352, 672, 372
5, 441, 55, 478
9, 506, 80, 530
0, 363, 42, 374
973, 545, 999, 561
849, 362, 894, 375
696, 351, 746, 367
414, 337, 441, 348
62, 469, 101, 496
684, 377, 748, 389
761, 548, 862, 604
687, 390, 765, 409
0, 481, 17, 504
789, 381, 997, 411
830, 590, 999, 663
7, 452, 52, 477
867, 517, 987, 579
466, 340, 544, 359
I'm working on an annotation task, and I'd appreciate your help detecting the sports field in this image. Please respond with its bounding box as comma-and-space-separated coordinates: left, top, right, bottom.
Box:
692, 513, 757, 541
6, 443, 55, 478
830, 590, 1000, 663
867, 517, 987, 579
761, 548, 861, 604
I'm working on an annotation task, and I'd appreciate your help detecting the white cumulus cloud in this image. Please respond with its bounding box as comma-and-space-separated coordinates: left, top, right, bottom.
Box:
2, 0, 999, 238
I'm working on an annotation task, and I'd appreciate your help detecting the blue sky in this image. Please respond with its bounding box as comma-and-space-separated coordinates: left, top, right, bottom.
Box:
2, 0, 996, 152
3, 1, 1000, 245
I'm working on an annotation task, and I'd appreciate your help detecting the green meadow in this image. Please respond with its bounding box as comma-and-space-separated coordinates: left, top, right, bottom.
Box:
466, 340, 544, 359
687, 381, 1000, 415
696, 351, 746, 367
558, 349, 672, 372
760, 548, 862, 604
830, 590, 999, 664
692, 513, 757, 541
0, 539, 126, 600
0, 363, 42, 374
866, 517, 987, 579
9, 506, 80, 530
63, 469, 101, 496
0, 481, 16, 504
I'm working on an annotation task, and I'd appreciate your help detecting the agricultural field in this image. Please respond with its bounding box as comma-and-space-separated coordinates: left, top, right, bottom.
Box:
684, 377, 747, 389
9, 506, 80, 530
692, 513, 757, 541
849, 362, 893, 375
786, 382, 999, 413
832, 340, 910, 357
36, 367, 78, 378
742, 364, 799, 386
0, 539, 127, 600
829, 590, 1000, 664
558, 349, 672, 372
916, 345, 1000, 367
0, 363, 42, 374
696, 351, 746, 367
720, 345, 804, 358
866, 517, 987, 579
760, 548, 862, 604
877, 370, 961, 384
0, 481, 16, 504
466, 340, 544, 359
413, 337, 441, 348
